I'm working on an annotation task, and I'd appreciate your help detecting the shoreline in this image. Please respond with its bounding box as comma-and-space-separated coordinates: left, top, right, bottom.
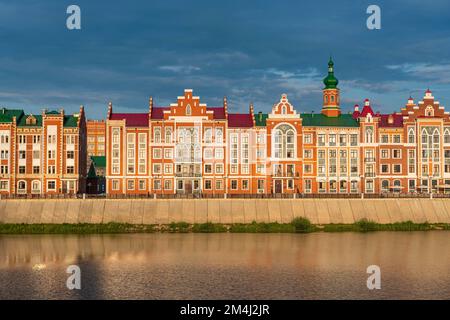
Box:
0, 218, 449, 234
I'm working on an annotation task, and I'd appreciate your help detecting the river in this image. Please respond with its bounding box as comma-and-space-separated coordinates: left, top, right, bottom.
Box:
0, 232, 449, 299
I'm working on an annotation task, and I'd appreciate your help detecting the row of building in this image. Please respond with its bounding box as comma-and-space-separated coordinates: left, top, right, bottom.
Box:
1, 58, 450, 196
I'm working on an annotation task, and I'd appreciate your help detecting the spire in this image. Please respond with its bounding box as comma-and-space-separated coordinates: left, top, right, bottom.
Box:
322, 57, 341, 117
323, 56, 339, 89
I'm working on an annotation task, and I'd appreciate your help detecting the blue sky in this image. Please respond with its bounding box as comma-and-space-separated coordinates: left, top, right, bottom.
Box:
0, 0, 449, 119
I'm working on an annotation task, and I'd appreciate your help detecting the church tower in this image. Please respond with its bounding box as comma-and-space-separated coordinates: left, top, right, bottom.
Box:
322, 57, 341, 117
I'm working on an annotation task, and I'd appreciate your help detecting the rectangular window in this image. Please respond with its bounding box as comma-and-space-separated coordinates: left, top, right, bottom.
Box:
127, 180, 135, 190
231, 180, 238, 190
242, 179, 249, 190
303, 134, 312, 144
67, 166, 74, 174
215, 163, 224, 174
204, 180, 212, 190
112, 180, 120, 190
138, 180, 146, 190
47, 180, 56, 190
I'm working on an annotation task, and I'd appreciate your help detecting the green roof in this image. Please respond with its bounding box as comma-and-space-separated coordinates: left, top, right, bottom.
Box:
64, 115, 79, 127
255, 113, 268, 126
0, 108, 79, 127
17, 114, 42, 127
90, 156, 106, 168
45, 110, 60, 115
0, 108, 24, 123
323, 57, 339, 89
301, 113, 359, 127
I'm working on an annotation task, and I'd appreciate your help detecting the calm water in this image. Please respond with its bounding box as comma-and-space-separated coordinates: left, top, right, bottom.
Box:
0, 232, 449, 299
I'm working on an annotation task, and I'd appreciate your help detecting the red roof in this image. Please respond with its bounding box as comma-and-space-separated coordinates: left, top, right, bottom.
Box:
360, 105, 375, 117
151, 107, 170, 119
207, 107, 226, 119
379, 114, 403, 128
228, 113, 253, 128
110, 113, 149, 127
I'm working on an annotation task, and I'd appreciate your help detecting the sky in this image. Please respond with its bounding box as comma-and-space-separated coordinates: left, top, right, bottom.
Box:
0, 0, 450, 119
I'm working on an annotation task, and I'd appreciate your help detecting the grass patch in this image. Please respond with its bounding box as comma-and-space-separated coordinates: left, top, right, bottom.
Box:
191, 222, 227, 233
230, 221, 295, 233
0, 223, 155, 234
0, 220, 448, 234
168, 222, 190, 232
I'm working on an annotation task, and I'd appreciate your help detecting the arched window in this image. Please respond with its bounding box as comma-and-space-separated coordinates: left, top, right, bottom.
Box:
32, 180, 41, 193
433, 128, 440, 144
17, 180, 26, 193
186, 104, 191, 116
425, 106, 434, 117
445, 128, 450, 144
204, 128, 212, 143
281, 106, 287, 115
272, 124, 296, 159
365, 127, 374, 143
330, 95, 335, 103
165, 127, 172, 143
154, 128, 161, 143
286, 130, 295, 158
381, 180, 389, 192
215, 128, 223, 143
408, 128, 415, 144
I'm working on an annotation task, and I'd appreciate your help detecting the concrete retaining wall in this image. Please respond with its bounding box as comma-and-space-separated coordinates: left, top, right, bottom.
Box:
1, 198, 450, 224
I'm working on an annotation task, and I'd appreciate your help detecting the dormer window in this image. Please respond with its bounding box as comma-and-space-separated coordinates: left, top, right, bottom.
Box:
388, 115, 394, 124
425, 106, 434, 117
26, 115, 36, 125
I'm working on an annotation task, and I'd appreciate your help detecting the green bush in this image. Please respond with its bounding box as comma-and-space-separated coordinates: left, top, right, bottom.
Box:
291, 217, 313, 233
192, 222, 227, 233
355, 219, 377, 232
169, 221, 190, 232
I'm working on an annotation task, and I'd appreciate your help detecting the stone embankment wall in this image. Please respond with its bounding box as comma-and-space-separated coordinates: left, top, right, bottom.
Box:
0, 198, 449, 224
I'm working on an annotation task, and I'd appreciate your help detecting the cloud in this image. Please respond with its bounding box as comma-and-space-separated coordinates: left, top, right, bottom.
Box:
386, 62, 450, 83
158, 65, 201, 74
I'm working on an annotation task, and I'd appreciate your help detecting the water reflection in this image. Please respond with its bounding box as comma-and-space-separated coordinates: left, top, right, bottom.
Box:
0, 233, 449, 299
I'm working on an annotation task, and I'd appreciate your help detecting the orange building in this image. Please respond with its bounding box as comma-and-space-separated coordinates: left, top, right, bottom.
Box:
103, 59, 450, 196
86, 119, 106, 173
0, 107, 87, 196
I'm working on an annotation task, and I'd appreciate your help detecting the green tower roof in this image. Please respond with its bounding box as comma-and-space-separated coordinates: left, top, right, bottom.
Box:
323, 57, 339, 89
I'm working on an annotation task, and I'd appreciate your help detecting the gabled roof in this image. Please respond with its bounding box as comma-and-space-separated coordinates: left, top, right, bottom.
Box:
110, 112, 149, 126
206, 107, 226, 119
228, 113, 253, 128
151, 107, 170, 120
301, 113, 359, 127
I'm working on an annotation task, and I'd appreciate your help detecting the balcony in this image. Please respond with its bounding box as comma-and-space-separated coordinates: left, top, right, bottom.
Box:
175, 172, 202, 178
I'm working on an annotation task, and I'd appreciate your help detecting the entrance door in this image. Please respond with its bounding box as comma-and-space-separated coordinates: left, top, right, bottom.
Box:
185, 181, 193, 194
274, 180, 282, 194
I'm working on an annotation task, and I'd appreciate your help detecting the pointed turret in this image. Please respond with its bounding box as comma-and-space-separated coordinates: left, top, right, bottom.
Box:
322, 57, 341, 117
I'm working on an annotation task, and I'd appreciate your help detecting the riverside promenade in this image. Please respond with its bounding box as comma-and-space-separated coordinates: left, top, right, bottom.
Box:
1, 198, 450, 224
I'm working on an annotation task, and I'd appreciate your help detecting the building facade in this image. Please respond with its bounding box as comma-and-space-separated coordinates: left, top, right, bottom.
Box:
105, 59, 450, 196
0, 107, 87, 196
86, 119, 106, 173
